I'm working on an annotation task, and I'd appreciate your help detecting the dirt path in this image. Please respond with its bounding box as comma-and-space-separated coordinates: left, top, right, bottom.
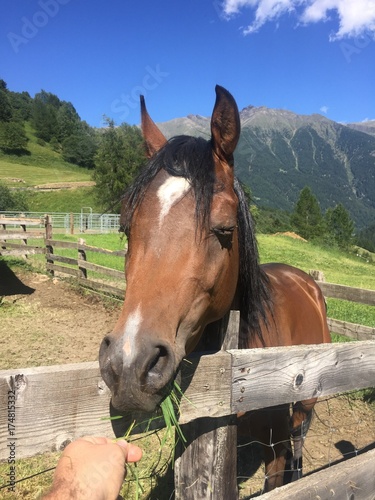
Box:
0, 265, 121, 369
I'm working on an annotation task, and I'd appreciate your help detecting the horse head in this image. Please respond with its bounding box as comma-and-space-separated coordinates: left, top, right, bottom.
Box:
99, 86, 242, 412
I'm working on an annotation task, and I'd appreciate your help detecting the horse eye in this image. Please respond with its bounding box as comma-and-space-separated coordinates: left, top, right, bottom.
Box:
212, 226, 235, 249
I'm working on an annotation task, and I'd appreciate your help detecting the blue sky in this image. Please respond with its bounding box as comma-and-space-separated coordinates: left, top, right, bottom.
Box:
1, 0, 374, 128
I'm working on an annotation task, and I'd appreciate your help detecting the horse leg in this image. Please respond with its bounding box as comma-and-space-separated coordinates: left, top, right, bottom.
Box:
241, 406, 291, 492
285, 398, 316, 483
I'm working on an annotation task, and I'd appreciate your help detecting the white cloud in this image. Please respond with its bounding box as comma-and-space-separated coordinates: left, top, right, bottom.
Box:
221, 0, 375, 39
320, 105, 329, 113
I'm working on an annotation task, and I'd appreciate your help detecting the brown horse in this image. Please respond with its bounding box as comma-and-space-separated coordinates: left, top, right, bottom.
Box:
99, 86, 331, 491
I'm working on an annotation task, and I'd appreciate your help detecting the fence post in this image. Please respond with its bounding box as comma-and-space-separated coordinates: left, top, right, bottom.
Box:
1, 221, 6, 250
174, 311, 240, 499
78, 238, 87, 279
70, 213, 74, 235
45, 215, 54, 276
20, 220, 27, 259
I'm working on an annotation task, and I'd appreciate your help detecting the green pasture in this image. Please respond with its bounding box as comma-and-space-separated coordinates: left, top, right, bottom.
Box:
27, 187, 100, 213
258, 234, 375, 290
0, 124, 91, 186
0, 159, 90, 186
0, 122, 97, 212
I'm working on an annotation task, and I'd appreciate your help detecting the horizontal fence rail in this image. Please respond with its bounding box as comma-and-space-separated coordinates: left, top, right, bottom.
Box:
317, 280, 375, 306
260, 447, 375, 500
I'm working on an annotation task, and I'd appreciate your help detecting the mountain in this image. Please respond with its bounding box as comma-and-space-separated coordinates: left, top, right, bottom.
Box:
346, 120, 375, 138
158, 108, 375, 229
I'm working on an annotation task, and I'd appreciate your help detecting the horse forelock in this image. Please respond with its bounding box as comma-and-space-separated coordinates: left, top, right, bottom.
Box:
121, 135, 216, 232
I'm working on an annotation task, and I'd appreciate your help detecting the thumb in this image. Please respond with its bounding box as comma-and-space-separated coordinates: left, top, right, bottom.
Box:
116, 440, 142, 463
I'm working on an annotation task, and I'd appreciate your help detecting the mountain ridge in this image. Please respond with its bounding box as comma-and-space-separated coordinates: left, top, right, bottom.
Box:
158, 106, 375, 229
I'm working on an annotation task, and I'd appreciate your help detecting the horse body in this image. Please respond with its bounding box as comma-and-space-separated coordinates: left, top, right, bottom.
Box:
239, 262, 331, 489
99, 86, 331, 492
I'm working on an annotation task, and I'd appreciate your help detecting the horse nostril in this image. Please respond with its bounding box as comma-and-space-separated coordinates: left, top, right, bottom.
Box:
142, 344, 174, 394
99, 335, 120, 385
147, 345, 169, 373
103, 335, 111, 348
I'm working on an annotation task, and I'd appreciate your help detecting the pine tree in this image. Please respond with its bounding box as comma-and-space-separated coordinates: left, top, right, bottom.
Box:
0, 183, 28, 211
0, 87, 13, 122
325, 204, 354, 249
291, 186, 323, 240
0, 121, 28, 151
93, 119, 146, 211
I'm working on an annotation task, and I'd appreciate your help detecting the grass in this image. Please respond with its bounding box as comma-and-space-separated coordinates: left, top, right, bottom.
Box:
0, 121, 100, 213
0, 123, 91, 186
27, 187, 101, 213
0, 159, 90, 187
258, 234, 375, 290
327, 298, 375, 328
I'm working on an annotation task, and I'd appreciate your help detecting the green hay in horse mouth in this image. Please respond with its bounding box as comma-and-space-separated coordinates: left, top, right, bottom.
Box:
159, 383, 187, 446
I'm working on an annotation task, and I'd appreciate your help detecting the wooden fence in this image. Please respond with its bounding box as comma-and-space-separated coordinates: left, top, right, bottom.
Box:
0, 215, 126, 297
1, 215, 375, 498
0, 216, 46, 258
1, 338, 374, 497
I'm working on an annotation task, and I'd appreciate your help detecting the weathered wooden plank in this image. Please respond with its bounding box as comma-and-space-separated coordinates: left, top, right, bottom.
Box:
0, 248, 43, 257
46, 253, 78, 266
77, 278, 125, 297
0, 231, 45, 240
45, 239, 126, 256
328, 317, 375, 340
0, 242, 45, 251
78, 260, 124, 280
45, 239, 80, 250
0, 363, 112, 460
231, 341, 375, 413
260, 448, 375, 499
46, 262, 81, 278
78, 242, 126, 257
0, 218, 44, 226
0, 342, 374, 461
317, 281, 375, 305
178, 351, 232, 424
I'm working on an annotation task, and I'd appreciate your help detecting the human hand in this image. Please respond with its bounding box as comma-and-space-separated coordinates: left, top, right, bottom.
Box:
43, 436, 142, 499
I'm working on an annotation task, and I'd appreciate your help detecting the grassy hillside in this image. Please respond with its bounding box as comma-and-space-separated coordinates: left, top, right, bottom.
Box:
0, 123, 91, 185
26, 187, 98, 213
0, 122, 101, 212
258, 234, 375, 289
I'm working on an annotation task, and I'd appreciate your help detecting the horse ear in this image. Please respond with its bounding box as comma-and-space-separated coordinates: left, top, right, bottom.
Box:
140, 95, 167, 158
211, 85, 240, 163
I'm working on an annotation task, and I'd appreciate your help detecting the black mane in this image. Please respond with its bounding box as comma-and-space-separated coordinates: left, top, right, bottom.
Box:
122, 135, 271, 342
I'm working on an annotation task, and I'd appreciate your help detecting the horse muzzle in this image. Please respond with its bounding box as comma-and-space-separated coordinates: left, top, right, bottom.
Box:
99, 333, 177, 412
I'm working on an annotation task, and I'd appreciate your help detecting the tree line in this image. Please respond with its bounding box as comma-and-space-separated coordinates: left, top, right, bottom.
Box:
0, 78, 146, 211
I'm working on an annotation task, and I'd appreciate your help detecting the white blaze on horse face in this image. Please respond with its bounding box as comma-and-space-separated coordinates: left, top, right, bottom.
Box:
157, 176, 190, 225
122, 306, 143, 359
